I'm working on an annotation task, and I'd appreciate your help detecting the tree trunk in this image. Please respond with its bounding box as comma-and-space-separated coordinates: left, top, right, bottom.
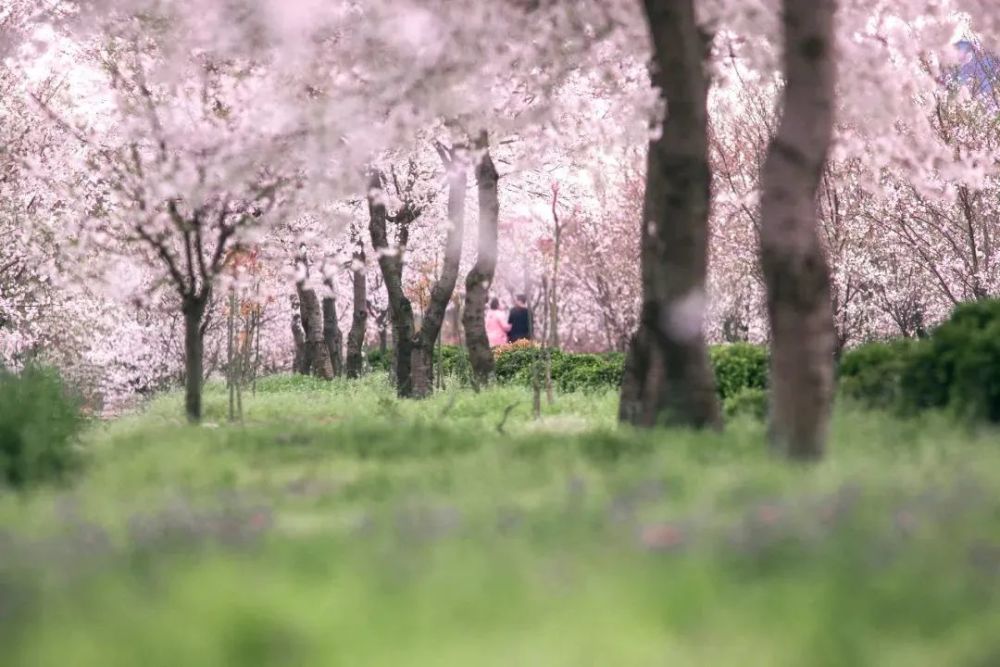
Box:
227, 290, 236, 421
450, 298, 462, 345
619, 0, 722, 430
298, 286, 333, 379
183, 296, 207, 423
759, 0, 837, 460
291, 313, 307, 374
409, 142, 468, 397
411, 342, 435, 398
549, 188, 562, 349
345, 246, 367, 379
322, 296, 344, 377
368, 170, 415, 397
463, 132, 500, 387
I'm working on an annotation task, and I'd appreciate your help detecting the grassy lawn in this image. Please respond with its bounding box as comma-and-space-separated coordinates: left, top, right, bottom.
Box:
2, 375, 999, 666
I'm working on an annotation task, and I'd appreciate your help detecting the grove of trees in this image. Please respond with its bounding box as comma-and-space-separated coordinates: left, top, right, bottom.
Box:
2, 0, 999, 457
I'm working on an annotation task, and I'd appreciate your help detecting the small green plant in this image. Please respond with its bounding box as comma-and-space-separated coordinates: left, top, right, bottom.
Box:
0, 364, 84, 488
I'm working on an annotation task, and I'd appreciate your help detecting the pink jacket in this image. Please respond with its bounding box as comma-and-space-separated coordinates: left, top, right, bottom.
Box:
485, 309, 511, 347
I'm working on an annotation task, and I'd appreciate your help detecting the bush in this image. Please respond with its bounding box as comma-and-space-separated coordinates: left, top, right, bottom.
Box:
838, 339, 916, 409
950, 319, 1000, 422
365, 349, 392, 374
900, 299, 1000, 422
724, 387, 768, 420
437, 345, 471, 382
368, 340, 769, 398
493, 343, 556, 384
363, 346, 471, 383
709, 344, 769, 400
553, 353, 624, 393
0, 364, 84, 488
492, 343, 769, 397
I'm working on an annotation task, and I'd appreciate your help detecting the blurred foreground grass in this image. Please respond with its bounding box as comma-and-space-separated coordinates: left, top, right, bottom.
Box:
1, 375, 999, 666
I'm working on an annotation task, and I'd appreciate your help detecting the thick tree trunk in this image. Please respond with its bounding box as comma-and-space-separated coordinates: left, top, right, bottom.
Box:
759, 0, 838, 460
298, 286, 333, 379
368, 170, 416, 397
463, 132, 500, 387
619, 0, 722, 429
411, 342, 435, 398
345, 247, 367, 379
182, 296, 207, 423
323, 296, 344, 377
291, 313, 307, 374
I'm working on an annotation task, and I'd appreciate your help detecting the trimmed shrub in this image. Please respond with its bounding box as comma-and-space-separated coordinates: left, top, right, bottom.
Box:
364, 346, 471, 382
492, 343, 769, 397
724, 387, 768, 420
838, 339, 916, 410
364, 349, 392, 374
709, 343, 769, 400
367, 341, 770, 399
553, 353, 624, 393
900, 299, 1000, 422
0, 364, 84, 489
950, 319, 1000, 422
438, 345, 472, 381
494, 344, 559, 383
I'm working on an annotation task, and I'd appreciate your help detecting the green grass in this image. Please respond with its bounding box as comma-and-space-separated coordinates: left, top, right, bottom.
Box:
2, 374, 999, 666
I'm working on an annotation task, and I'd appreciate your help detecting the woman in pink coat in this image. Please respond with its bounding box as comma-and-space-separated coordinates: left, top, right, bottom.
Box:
485, 297, 511, 347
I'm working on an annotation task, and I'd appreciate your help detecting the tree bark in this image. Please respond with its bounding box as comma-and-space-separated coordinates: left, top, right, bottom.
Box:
450, 297, 462, 345
463, 132, 500, 387
183, 296, 207, 423
368, 169, 416, 397
291, 313, 307, 374
759, 0, 838, 460
619, 0, 722, 430
345, 245, 367, 379
323, 296, 344, 377
378, 323, 388, 353
411, 344, 435, 398
298, 286, 333, 379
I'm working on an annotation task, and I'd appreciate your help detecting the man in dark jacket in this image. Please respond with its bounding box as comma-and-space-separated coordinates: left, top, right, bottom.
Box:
507, 294, 532, 342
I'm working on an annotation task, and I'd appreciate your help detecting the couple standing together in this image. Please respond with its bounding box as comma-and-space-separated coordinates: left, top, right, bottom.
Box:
485, 294, 532, 347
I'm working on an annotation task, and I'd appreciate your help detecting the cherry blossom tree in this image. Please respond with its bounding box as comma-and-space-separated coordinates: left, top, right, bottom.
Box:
40, 19, 303, 421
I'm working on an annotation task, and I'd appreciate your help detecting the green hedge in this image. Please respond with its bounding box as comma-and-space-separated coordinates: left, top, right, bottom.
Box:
492, 343, 767, 398
724, 387, 768, 420
365, 343, 770, 398
709, 343, 769, 400
364, 346, 472, 381
899, 299, 1000, 422
838, 339, 917, 410
836, 299, 1000, 423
